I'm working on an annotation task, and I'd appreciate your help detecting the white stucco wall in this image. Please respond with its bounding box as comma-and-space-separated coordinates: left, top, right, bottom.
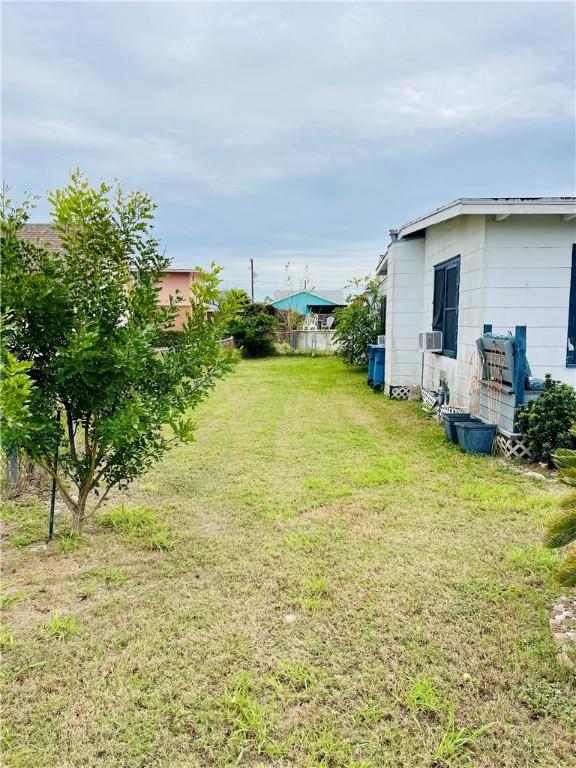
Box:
420, 213, 575, 407
381, 238, 425, 390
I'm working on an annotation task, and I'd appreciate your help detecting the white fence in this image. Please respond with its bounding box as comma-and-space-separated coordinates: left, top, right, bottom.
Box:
291, 330, 338, 353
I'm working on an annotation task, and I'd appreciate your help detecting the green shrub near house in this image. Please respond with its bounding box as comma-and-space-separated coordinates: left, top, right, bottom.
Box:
333, 278, 382, 366
516, 375, 576, 464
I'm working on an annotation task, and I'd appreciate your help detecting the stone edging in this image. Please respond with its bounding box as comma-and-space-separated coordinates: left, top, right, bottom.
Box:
549, 596, 576, 671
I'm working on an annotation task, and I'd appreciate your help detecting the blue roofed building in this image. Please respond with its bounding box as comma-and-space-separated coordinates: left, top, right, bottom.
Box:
268, 289, 345, 315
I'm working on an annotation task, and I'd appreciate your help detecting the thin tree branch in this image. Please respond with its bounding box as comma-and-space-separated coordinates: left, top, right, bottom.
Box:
36, 459, 77, 513
65, 407, 80, 469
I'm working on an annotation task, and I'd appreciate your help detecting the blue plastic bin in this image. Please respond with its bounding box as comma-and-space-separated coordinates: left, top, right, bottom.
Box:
455, 421, 497, 455
367, 344, 376, 385
372, 346, 385, 391
443, 413, 479, 443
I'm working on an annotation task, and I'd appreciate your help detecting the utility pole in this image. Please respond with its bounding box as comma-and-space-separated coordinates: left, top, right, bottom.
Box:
250, 259, 255, 302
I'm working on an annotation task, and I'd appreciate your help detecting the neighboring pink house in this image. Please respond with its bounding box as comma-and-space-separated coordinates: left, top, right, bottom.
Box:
157, 269, 201, 330
19, 224, 200, 330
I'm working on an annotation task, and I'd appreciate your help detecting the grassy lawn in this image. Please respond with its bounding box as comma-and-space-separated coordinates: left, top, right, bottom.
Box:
1, 357, 574, 768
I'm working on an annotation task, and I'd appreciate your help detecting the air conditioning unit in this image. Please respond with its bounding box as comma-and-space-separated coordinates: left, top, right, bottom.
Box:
418, 330, 443, 352
377, 335, 386, 346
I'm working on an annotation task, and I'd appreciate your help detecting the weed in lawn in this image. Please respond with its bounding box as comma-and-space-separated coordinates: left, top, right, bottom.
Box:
519, 680, 576, 721
299, 575, 329, 611
506, 545, 559, 577
353, 700, 390, 726
45, 613, 79, 640
221, 674, 277, 760
0, 626, 15, 649
297, 724, 353, 767
80, 566, 126, 585
99, 504, 174, 550
514, 631, 557, 665
0, 587, 26, 612
275, 659, 320, 692
432, 704, 493, 766
405, 676, 444, 715
3, 501, 47, 548
55, 532, 86, 554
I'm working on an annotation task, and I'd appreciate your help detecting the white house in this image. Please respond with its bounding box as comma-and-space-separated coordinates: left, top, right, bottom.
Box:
376, 198, 576, 413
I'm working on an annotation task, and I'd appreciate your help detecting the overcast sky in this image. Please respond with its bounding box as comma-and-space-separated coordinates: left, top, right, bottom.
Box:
2, 1, 575, 298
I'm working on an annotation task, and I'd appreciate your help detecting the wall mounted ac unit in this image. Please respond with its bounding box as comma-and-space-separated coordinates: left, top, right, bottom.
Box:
418, 330, 443, 352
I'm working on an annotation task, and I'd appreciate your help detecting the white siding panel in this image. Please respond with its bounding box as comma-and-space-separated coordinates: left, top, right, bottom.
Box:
485, 248, 571, 270
484, 287, 569, 309
483, 267, 571, 289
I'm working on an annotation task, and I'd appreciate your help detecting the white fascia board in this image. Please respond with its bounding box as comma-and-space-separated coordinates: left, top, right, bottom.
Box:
375, 245, 393, 276
396, 198, 576, 239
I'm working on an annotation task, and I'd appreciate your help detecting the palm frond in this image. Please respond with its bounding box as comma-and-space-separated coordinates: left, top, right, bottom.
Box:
544, 504, 576, 549
555, 549, 576, 587
553, 448, 576, 470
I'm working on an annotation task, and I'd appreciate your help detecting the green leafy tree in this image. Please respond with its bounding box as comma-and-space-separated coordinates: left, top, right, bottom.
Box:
228, 303, 278, 357
545, 440, 576, 586
1, 172, 238, 534
334, 277, 383, 366
0, 313, 36, 450
223, 288, 250, 309
516, 375, 576, 465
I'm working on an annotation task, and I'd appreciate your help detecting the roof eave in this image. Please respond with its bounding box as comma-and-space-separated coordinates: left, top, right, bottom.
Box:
396, 198, 576, 240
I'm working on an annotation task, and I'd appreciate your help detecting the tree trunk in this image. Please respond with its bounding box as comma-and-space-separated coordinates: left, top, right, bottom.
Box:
71, 493, 88, 535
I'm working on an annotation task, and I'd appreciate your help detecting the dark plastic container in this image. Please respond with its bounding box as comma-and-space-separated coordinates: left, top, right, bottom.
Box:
443, 412, 478, 443
455, 421, 497, 455
372, 346, 385, 391
367, 344, 376, 385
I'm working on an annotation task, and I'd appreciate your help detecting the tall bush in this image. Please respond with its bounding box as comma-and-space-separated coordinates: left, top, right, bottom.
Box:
516, 375, 576, 465
1, 172, 238, 534
228, 303, 278, 357
334, 278, 382, 366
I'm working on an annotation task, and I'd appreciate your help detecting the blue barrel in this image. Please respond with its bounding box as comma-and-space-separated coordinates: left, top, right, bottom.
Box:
442, 413, 479, 443
367, 344, 377, 385
455, 421, 497, 455
372, 346, 385, 391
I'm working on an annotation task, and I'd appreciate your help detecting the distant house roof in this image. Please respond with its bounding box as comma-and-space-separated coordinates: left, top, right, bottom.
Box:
19, 223, 62, 251
18, 227, 199, 277
392, 197, 576, 240
272, 289, 344, 305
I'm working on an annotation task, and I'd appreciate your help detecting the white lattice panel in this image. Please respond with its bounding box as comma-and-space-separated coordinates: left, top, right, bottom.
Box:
495, 433, 532, 460
421, 388, 438, 407
389, 385, 410, 400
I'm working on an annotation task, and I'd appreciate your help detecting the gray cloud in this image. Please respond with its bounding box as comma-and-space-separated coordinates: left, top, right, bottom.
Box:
2, 1, 574, 295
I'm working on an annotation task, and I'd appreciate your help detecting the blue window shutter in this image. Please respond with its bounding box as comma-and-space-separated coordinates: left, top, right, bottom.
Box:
433, 256, 460, 358
567, 244, 576, 367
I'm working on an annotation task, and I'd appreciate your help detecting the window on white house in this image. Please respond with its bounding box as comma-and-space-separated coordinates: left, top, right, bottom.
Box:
432, 256, 460, 358
381, 295, 387, 336
568, 244, 576, 367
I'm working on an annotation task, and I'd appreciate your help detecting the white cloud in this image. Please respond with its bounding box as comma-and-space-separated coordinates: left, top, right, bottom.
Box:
2, 1, 574, 291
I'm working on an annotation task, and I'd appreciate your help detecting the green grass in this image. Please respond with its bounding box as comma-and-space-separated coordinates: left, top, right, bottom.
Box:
1, 358, 574, 767
433, 704, 494, 766
99, 504, 175, 550
44, 614, 80, 640
405, 676, 444, 715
